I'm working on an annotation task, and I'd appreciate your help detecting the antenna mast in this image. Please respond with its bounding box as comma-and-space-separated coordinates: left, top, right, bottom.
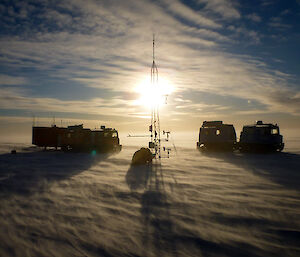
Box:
149, 34, 161, 158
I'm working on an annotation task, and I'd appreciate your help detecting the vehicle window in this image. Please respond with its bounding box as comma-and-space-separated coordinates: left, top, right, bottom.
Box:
112, 132, 118, 138
271, 128, 278, 134
261, 129, 267, 135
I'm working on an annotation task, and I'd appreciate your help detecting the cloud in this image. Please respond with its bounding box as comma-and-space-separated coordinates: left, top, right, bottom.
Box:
183, 27, 231, 42
261, 0, 275, 6
161, 48, 300, 116
246, 13, 261, 22
0, 87, 137, 117
161, 0, 221, 28
227, 25, 261, 44
280, 9, 290, 16
197, 0, 240, 19
268, 17, 292, 30
0, 74, 27, 85
0, 0, 299, 130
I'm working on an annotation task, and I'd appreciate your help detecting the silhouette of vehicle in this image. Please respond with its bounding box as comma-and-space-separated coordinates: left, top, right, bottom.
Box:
238, 121, 284, 152
197, 121, 237, 151
32, 124, 121, 153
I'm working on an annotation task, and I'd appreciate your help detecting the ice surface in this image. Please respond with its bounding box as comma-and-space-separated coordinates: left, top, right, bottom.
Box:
0, 137, 300, 257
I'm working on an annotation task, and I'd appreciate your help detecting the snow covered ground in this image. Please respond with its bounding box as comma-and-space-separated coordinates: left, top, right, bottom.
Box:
0, 136, 299, 257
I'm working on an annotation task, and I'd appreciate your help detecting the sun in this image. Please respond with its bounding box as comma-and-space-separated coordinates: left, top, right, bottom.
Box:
135, 77, 174, 109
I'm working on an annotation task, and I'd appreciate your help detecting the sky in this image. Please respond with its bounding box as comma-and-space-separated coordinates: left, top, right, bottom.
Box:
0, 0, 300, 139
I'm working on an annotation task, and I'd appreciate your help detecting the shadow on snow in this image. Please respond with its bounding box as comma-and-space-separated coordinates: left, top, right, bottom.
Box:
125, 148, 300, 257
0, 149, 110, 197
125, 161, 272, 257
200, 150, 300, 193
126, 162, 178, 256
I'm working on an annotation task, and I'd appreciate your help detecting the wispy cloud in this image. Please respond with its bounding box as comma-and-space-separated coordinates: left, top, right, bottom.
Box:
246, 13, 261, 22
162, 0, 221, 28
227, 25, 261, 44
268, 17, 292, 30
0, 87, 136, 116
261, 0, 275, 7
197, 0, 240, 19
0, 74, 27, 85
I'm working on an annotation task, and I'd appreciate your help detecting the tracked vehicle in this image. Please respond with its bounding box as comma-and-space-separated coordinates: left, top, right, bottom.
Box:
32, 124, 121, 153
239, 121, 284, 152
197, 121, 237, 151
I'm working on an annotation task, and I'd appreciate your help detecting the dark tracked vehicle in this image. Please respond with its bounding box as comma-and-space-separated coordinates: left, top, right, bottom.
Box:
32, 124, 121, 153
238, 121, 284, 152
197, 121, 237, 151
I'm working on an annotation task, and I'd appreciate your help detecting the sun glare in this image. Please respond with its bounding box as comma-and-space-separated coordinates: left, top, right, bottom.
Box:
135, 77, 174, 109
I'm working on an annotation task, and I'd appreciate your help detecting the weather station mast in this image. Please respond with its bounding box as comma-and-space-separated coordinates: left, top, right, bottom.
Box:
129, 35, 172, 165
149, 34, 161, 159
